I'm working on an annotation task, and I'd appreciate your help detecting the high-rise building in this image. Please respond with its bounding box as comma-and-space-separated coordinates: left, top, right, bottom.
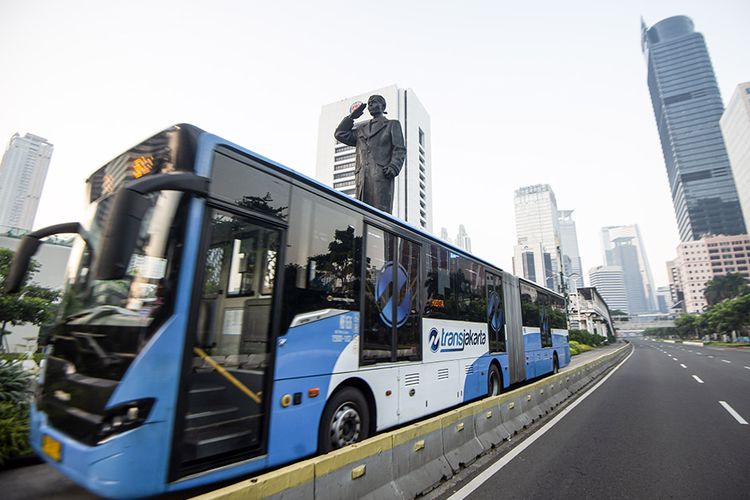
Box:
589, 265, 629, 314
655, 285, 673, 313
720, 82, 750, 231
671, 234, 750, 313
558, 210, 584, 290
440, 227, 453, 245
513, 184, 561, 291
641, 16, 745, 241
455, 224, 472, 253
666, 259, 685, 312
316, 85, 432, 232
601, 224, 657, 312
0, 133, 53, 234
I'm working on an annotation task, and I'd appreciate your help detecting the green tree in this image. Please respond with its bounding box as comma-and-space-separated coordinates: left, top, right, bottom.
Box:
705, 293, 750, 336
703, 273, 749, 306
0, 248, 60, 352
673, 313, 706, 339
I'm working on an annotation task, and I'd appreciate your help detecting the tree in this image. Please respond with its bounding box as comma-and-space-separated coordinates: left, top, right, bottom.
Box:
703, 273, 749, 306
704, 293, 750, 336
673, 313, 706, 339
0, 248, 60, 352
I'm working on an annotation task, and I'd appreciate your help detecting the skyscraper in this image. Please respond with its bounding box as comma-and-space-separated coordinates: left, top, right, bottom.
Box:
589, 265, 629, 314
316, 85, 432, 232
558, 210, 584, 290
455, 224, 472, 252
720, 82, 750, 230
601, 224, 656, 313
513, 184, 561, 291
641, 16, 745, 241
0, 133, 53, 234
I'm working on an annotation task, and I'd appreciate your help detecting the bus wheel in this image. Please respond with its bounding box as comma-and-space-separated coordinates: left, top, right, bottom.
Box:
553, 353, 559, 374
488, 364, 502, 396
319, 387, 371, 453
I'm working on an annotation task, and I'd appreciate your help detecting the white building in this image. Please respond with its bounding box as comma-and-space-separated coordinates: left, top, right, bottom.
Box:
1, 235, 71, 352
601, 224, 657, 312
0, 133, 53, 234
513, 184, 561, 291
672, 234, 750, 314
588, 265, 629, 314
655, 285, 673, 313
720, 82, 750, 230
558, 210, 584, 290
568, 287, 614, 338
455, 224, 472, 252
315, 85, 432, 232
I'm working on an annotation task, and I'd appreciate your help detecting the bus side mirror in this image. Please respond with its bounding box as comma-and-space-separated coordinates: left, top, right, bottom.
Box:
5, 222, 82, 294
93, 173, 210, 281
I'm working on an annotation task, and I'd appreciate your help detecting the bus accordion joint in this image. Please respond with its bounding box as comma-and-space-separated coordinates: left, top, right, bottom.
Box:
193, 347, 262, 404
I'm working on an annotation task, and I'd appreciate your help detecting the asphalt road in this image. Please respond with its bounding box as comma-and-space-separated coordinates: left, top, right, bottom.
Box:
443, 338, 750, 500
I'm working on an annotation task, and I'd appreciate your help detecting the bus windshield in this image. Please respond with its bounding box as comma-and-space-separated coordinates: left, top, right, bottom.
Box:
50, 190, 186, 380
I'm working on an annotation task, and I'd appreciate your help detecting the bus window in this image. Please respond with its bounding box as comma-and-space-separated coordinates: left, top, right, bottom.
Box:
520, 283, 540, 327
550, 295, 568, 330
362, 226, 394, 363
487, 273, 506, 353
282, 188, 361, 331
539, 293, 552, 347
455, 257, 485, 322
396, 238, 420, 361
424, 244, 453, 318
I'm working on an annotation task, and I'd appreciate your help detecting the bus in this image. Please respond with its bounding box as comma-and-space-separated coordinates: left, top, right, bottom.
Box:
6, 124, 569, 498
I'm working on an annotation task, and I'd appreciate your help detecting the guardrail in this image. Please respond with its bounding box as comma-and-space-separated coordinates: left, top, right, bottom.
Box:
193, 343, 632, 500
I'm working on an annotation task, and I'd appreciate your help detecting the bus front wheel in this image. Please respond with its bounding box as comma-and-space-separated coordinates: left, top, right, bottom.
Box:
319, 387, 371, 453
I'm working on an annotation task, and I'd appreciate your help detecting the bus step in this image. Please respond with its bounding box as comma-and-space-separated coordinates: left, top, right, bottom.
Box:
183, 421, 259, 461
185, 406, 240, 428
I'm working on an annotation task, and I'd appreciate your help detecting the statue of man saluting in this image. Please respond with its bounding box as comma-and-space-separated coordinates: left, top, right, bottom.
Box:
334, 95, 406, 214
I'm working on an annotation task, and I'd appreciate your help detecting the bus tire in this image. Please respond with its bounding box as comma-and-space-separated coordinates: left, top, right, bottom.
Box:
488, 364, 502, 396
553, 353, 559, 374
318, 386, 371, 453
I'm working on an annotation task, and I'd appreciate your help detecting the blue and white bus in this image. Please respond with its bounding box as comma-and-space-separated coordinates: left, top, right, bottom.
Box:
7, 124, 569, 498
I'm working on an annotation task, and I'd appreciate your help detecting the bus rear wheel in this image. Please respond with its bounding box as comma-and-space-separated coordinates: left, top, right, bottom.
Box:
319, 387, 371, 453
488, 364, 502, 396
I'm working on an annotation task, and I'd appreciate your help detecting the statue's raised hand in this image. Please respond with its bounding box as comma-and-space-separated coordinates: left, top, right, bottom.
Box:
350, 102, 366, 119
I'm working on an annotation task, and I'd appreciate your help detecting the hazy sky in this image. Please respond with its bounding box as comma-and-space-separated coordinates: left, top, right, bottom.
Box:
1, 0, 749, 287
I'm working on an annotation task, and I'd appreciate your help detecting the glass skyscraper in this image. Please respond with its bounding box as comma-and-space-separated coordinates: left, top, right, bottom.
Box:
641, 16, 745, 241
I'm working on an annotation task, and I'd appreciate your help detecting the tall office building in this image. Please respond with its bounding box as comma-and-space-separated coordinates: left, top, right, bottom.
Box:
316, 85, 433, 232
455, 224, 472, 252
513, 184, 561, 291
558, 210, 584, 290
0, 133, 53, 234
720, 82, 750, 231
655, 285, 673, 313
641, 16, 745, 241
601, 224, 657, 312
589, 265, 629, 314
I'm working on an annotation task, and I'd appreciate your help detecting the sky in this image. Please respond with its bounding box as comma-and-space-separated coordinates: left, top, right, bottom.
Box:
1, 0, 749, 288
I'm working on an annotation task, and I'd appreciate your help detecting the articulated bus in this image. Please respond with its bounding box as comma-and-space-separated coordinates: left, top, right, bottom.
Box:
7, 124, 569, 498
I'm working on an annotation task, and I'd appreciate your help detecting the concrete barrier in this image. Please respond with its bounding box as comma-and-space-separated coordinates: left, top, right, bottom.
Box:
683, 341, 704, 346
192, 344, 631, 500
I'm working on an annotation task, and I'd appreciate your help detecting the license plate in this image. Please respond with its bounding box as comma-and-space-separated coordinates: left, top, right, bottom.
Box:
41, 434, 62, 462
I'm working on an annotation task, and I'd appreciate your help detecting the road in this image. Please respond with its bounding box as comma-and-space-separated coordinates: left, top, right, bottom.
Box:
441, 338, 750, 499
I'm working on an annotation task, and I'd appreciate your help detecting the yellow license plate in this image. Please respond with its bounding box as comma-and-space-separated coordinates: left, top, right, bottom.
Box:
41, 434, 62, 462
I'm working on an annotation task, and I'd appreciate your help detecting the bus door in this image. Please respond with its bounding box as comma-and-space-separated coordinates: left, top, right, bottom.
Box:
173, 208, 282, 477
361, 225, 422, 424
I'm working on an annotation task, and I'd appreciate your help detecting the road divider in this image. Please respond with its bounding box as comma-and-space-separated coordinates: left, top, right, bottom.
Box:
192, 344, 632, 500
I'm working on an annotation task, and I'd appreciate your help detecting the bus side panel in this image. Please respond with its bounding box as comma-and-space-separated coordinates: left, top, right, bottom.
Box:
503, 273, 525, 384
523, 327, 542, 379
552, 329, 571, 367
268, 312, 359, 461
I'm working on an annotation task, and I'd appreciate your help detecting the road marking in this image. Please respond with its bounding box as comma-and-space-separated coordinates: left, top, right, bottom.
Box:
745, 366, 750, 370
708, 355, 714, 358
692, 375, 704, 384
447, 348, 635, 500
680, 364, 687, 369
721, 360, 731, 364
696, 352, 702, 355
719, 401, 748, 425
688, 350, 693, 353
673, 358, 678, 361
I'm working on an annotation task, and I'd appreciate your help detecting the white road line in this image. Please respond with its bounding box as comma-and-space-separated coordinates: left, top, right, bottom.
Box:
447, 349, 635, 500
745, 366, 750, 370
696, 352, 702, 355
721, 360, 731, 364
688, 350, 693, 353
708, 355, 714, 358
719, 401, 748, 425
680, 364, 687, 369
692, 375, 704, 384
673, 358, 678, 361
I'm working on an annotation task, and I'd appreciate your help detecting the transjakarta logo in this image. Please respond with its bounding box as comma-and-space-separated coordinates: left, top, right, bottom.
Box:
428, 327, 487, 353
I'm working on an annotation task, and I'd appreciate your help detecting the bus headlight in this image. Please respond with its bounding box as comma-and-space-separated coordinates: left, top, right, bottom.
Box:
98, 398, 155, 442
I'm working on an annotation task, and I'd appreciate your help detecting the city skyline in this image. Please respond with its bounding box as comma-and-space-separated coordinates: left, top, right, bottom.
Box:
1, 2, 748, 289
